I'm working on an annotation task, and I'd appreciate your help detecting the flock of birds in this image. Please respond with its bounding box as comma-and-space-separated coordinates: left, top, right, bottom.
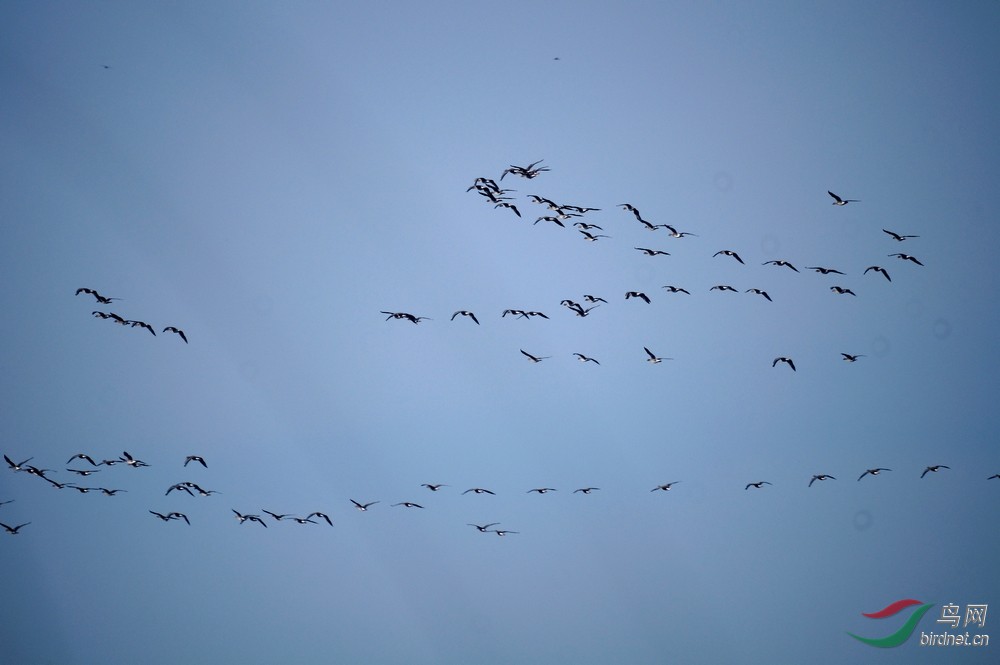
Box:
3, 450, 996, 538
2, 160, 978, 544
384, 162, 929, 373
78, 287, 188, 343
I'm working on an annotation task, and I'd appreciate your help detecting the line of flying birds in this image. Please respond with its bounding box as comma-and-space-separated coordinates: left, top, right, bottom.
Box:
4, 450, 996, 536
77, 288, 188, 343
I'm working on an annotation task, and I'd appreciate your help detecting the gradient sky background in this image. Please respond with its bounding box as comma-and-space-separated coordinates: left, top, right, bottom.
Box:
2, 2, 999, 664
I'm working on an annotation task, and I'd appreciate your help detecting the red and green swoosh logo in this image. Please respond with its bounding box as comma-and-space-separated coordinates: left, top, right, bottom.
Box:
848, 599, 934, 648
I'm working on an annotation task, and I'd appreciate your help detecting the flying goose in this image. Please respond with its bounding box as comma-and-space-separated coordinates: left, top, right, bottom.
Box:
762, 260, 798, 272
809, 474, 836, 486
745, 481, 772, 490
920, 465, 949, 478
882, 229, 919, 242
635, 247, 670, 256
889, 253, 924, 266
772, 357, 796, 371
468, 523, 499, 532
625, 291, 651, 303
841, 353, 865, 362
573, 352, 600, 364
184, 455, 207, 468
828, 191, 859, 205
1, 522, 30, 534
713, 250, 744, 264
858, 468, 891, 481
163, 327, 188, 343
805, 266, 845, 275
350, 500, 379, 511
462, 488, 496, 495
662, 286, 690, 294
308, 512, 334, 526
830, 286, 856, 296
644, 347, 671, 363
746, 288, 772, 301
864, 266, 891, 281
578, 230, 610, 241
520, 349, 550, 363
651, 482, 680, 492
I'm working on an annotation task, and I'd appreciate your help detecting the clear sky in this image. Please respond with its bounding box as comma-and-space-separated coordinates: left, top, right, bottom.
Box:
2, 2, 998, 663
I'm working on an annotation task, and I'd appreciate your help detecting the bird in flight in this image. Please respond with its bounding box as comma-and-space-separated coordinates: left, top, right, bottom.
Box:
710, 285, 738, 292
4, 455, 33, 472
308, 512, 333, 526
772, 357, 796, 371
805, 266, 845, 275
184, 455, 207, 468
714, 250, 744, 264
746, 288, 772, 301
0, 521, 29, 535
163, 327, 188, 343
573, 487, 600, 494
491, 530, 519, 536
858, 468, 891, 481
120, 451, 149, 468
762, 260, 798, 272
67, 453, 97, 466
125, 320, 157, 336
421, 484, 448, 491
520, 349, 550, 363
147, 511, 184, 524
745, 481, 772, 490
392, 502, 424, 508
921, 465, 950, 478
350, 500, 379, 511
662, 286, 690, 295
462, 488, 496, 495
527, 488, 557, 494
830, 286, 856, 296
635, 247, 670, 256
381, 311, 429, 324
651, 482, 680, 492
864, 266, 891, 282
578, 229, 610, 241
889, 253, 924, 266
883, 229, 919, 242
644, 347, 671, 364
828, 191, 859, 205
76, 288, 120, 304
841, 353, 865, 362
232, 510, 268, 527
573, 353, 600, 365
451, 310, 480, 325
625, 291, 651, 303
809, 474, 836, 486
495, 202, 521, 217
468, 523, 499, 532
263, 510, 292, 522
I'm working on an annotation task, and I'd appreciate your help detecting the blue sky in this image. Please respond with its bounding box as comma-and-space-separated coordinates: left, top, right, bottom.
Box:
2, 2, 998, 663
